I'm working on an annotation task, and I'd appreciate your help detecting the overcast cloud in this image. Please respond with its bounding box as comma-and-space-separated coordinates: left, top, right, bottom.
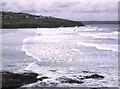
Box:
1, 0, 119, 21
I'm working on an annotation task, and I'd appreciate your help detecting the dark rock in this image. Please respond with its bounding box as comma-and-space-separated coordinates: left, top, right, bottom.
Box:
39, 82, 58, 86
50, 82, 58, 85
74, 75, 84, 80
82, 71, 94, 73
38, 76, 49, 81
90, 88, 100, 89
82, 71, 89, 73
57, 76, 83, 84
84, 74, 104, 79
1, 71, 39, 88
80, 78, 84, 80
50, 70, 57, 72
40, 82, 47, 86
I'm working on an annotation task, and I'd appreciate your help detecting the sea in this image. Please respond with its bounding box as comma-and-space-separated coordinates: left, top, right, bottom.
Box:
1, 24, 119, 87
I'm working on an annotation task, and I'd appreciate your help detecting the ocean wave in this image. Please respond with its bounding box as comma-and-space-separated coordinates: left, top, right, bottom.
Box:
77, 41, 118, 52
78, 31, 118, 39
36, 27, 78, 35
35, 26, 105, 36
23, 36, 62, 43
23, 61, 117, 87
21, 26, 118, 87
22, 27, 118, 64
78, 26, 105, 32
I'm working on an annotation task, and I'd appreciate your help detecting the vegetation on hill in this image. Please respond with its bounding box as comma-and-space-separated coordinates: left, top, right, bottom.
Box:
1, 11, 84, 28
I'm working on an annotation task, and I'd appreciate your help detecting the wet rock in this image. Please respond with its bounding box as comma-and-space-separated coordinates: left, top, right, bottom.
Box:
57, 76, 83, 84
74, 75, 84, 80
82, 71, 94, 73
90, 88, 100, 89
82, 71, 89, 73
40, 82, 48, 86
50, 70, 57, 72
38, 76, 49, 81
1, 71, 39, 88
50, 82, 58, 85
84, 74, 104, 79
39, 82, 58, 87
80, 77, 84, 80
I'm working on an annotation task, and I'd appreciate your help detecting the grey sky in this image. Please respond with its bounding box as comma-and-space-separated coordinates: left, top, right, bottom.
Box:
1, 0, 119, 21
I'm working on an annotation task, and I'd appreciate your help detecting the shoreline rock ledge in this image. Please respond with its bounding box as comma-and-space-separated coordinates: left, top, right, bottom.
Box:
1, 71, 105, 88
1, 71, 39, 88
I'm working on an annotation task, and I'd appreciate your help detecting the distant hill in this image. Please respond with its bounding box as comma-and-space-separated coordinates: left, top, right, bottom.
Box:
1, 11, 84, 29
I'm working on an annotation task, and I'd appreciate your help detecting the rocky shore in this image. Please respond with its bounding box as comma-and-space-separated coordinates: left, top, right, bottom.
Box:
2, 71, 52, 88
1, 71, 39, 88
1, 71, 108, 88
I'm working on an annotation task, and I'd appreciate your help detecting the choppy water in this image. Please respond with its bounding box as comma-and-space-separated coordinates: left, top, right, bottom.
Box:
1, 24, 119, 87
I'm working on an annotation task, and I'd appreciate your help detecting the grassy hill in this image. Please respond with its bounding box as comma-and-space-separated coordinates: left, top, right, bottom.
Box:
1, 11, 84, 29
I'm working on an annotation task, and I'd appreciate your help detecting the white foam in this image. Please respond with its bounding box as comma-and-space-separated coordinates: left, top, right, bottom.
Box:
20, 26, 118, 87
78, 26, 105, 32
22, 45, 42, 62
24, 62, 74, 79
25, 62, 40, 73
36, 27, 78, 35
22, 27, 118, 64
78, 31, 118, 39
23, 35, 62, 43
77, 41, 118, 52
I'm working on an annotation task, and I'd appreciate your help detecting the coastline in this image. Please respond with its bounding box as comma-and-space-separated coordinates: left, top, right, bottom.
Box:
2, 71, 106, 88
1, 25, 118, 88
1, 11, 84, 29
